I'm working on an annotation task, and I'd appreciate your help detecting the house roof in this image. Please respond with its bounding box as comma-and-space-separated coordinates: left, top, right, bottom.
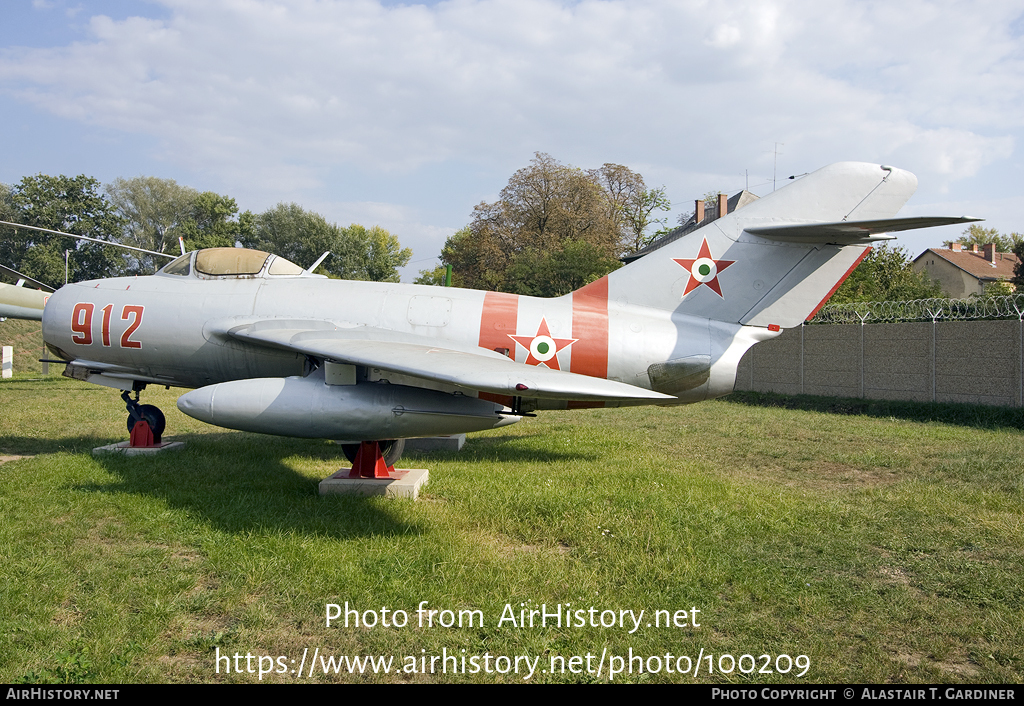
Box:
914, 248, 1019, 282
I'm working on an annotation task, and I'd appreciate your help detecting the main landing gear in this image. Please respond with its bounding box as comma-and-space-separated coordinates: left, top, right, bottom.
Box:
121, 389, 166, 447
340, 439, 405, 478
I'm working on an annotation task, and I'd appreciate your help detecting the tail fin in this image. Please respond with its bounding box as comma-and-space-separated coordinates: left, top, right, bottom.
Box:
608, 162, 977, 328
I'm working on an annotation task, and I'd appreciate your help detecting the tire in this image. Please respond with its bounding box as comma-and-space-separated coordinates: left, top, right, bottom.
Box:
341, 439, 405, 466
126, 404, 166, 438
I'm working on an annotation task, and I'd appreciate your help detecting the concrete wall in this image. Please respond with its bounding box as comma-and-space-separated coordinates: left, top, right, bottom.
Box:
735, 319, 1024, 407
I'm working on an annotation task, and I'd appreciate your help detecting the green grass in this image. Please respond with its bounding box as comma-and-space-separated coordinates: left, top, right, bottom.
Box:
1, 377, 1021, 683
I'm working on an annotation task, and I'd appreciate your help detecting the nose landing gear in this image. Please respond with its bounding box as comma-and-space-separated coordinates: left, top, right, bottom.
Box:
121, 390, 166, 447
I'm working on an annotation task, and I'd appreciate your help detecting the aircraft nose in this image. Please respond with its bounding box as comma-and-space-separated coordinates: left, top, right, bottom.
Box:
41, 284, 81, 351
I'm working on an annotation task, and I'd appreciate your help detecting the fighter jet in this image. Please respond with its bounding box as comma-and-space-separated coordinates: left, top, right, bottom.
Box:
9, 162, 976, 465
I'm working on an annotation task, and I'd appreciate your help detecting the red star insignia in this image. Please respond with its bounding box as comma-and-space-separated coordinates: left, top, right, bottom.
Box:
673, 237, 735, 297
508, 317, 577, 370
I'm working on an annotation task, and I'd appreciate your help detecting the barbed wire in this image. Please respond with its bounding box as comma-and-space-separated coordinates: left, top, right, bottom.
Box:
810, 294, 1024, 325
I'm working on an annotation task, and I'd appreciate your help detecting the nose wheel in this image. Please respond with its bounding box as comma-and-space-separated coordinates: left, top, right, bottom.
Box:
121, 390, 166, 446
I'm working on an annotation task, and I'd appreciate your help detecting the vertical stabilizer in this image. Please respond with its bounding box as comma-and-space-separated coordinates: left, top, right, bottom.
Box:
605, 163, 918, 328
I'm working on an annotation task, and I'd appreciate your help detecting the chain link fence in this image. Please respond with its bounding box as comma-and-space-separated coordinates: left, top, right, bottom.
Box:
810, 295, 1024, 324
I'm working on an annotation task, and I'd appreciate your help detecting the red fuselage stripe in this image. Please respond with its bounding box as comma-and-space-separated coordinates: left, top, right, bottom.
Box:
479, 291, 519, 352
478, 291, 519, 406
570, 277, 609, 379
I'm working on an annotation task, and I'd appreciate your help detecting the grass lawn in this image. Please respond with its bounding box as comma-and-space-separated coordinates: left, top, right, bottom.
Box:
0, 375, 1021, 683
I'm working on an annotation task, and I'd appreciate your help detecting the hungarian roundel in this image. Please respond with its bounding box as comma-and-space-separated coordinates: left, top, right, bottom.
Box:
508, 317, 577, 370
673, 238, 735, 297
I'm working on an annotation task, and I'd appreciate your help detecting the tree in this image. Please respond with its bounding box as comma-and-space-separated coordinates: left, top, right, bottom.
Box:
505, 239, 623, 297
0, 174, 124, 285
239, 203, 339, 272
105, 176, 197, 269
983, 280, 1015, 297
346, 224, 412, 283
439, 154, 664, 295
179, 192, 246, 251
944, 224, 1024, 253
590, 163, 671, 253
438, 225, 505, 290
414, 265, 449, 286
488, 152, 618, 253
1012, 240, 1024, 291
828, 244, 942, 304
240, 203, 410, 281
620, 184, 670, 252
106, 177, 244, 271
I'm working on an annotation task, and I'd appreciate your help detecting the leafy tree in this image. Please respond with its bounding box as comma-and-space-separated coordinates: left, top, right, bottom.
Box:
983, 280, 1015, 297
106, 177, 244, 271
439, 225, 505, 290
0, 174, 124, 285
105, 176, 196, 267
621, 185, 671, 252
1012, 241, 1024, 291
240, 203, 410, 281
239, 203, 335, 271
179, 192, 246, 251
486, 152, 617, 253
944, 224, 1024, 253
414, 265, 449, 286
347, 224, 412, 283
505, 240, 623, 297
828, 244, 942, 304
440, 154, 656, 295
0, 181, 15, 230
589, 163, 671, 253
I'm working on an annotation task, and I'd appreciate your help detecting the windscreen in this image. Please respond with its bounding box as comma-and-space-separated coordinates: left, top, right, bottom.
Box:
161, 253, 191, 276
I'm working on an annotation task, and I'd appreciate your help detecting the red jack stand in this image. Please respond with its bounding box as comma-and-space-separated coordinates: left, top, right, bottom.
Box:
129, 420, 158, 448
348, 441, 395, 479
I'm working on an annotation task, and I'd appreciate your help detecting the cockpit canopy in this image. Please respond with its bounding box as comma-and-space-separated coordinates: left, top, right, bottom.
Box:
158, 248, 309, 279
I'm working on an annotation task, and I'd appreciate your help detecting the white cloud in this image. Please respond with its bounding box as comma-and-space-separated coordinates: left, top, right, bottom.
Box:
1, 0, 1021, 266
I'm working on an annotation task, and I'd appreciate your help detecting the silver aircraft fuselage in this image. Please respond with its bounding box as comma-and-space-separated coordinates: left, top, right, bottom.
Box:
33, 163, 976, 441
42, 271, 754, 408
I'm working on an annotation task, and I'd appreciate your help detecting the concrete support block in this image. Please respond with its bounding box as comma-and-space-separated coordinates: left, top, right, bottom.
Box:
404, 434, 466, 453
319, 468, 429, 500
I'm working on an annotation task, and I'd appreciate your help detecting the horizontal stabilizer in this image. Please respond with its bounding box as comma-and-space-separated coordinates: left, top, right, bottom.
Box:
225, 320, 674, 402
745, 216, 982, 244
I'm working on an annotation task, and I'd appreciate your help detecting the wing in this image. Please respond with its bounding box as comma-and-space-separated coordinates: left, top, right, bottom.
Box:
215, 318, 673, 402
745, 216, 982, 244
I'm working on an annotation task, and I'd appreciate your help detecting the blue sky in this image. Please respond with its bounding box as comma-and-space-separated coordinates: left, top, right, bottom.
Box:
2, 0, 1023, 279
